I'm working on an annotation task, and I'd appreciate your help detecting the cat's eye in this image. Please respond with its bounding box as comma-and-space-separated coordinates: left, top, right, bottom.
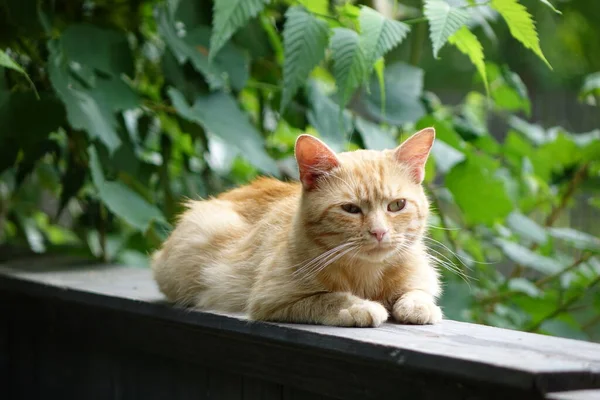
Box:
341, 204, 362, 214
388, 199, 406, 212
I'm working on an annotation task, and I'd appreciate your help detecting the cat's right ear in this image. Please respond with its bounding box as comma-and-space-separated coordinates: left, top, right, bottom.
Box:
295, 134, 340, 190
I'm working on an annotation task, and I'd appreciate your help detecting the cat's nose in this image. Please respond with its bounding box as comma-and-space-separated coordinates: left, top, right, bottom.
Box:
370, 228, 388, 242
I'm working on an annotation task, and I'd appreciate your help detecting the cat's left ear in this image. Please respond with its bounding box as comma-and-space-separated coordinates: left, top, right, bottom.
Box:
295, 134, 340, 190
394, 127, 435, 184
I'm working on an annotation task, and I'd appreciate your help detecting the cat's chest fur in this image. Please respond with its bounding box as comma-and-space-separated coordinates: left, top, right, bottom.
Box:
317, 261, 393, 303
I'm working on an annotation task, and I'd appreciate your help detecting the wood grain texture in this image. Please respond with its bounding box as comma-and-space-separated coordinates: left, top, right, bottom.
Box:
1, 258, 600, 399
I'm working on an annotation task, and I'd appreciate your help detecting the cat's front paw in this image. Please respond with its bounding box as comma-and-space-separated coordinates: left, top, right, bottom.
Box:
334, 300, 388, 327
393, 291, 442, 325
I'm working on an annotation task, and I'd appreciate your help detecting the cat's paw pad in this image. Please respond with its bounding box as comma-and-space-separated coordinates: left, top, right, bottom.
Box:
393, 292, 442, 325
336, 300, 388, 327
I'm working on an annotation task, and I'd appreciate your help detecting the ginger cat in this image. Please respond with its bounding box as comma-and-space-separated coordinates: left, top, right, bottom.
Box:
151, 128, 442, 327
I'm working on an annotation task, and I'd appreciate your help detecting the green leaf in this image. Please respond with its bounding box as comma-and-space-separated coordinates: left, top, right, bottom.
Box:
490, 0, 551, 69
496, 239, 563, 275
359, 6, 410, 77
445, 155, 513, 225
0, 49, 38, 98
47, 38, 138, 154
448, 26, 488, 93
508, 278, 541, 297
280, 6, 329, 112
355, 117, 396, 150
361, 62, 426, 126
61, 24, 134, 77
331, 27, 368, 108
539, 0, 562, 15
209, 0, 267, 61
506, 211, 547, 245
549, 228, 600, 253
424, 0, 470, 58
431, 140, 465, 173
88, 146, 165, 232
157, 7, 224, 90
168, 88, 279, 175
306, 82, 353, 152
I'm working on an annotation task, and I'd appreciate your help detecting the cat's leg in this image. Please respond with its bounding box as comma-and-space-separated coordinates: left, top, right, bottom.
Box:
249, 292, 389, 327
392, 290, 442, 325
387, 248, 443, 325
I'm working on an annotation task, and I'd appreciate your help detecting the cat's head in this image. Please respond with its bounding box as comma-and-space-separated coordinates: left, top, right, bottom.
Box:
294, 128, 434, 263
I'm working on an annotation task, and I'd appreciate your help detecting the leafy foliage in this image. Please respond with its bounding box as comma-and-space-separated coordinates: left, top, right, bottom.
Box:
448, 26, 488, 92
280, 7, 329, 112
1, 0, 599, 342
424, 0, 470, 58
491, 0, 551, 69
209, 0, 267, 61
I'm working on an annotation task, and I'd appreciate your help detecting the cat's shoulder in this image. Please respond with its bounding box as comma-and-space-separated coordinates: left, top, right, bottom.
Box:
218, 176, 300, 204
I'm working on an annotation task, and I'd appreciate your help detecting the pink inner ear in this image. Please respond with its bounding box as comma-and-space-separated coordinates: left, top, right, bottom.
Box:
295, 135, 339, 190
394, 128, 435, 184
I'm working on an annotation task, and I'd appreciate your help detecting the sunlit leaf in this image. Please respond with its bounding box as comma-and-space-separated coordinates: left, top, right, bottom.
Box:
539, 0, 561, 15
448, 26, 488, 93
491, 0, 551, 69
0, 49, 38, 97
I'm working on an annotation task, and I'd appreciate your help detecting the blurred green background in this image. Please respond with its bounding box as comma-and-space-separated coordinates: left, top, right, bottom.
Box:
1, 0, 599, 341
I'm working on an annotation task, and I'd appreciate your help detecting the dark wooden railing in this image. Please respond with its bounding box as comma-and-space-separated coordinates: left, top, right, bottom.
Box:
1, 257, 600, 400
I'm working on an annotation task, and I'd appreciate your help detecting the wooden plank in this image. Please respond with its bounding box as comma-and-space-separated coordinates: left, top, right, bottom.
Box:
546, 390, 600, 400
1, 260, 599, 398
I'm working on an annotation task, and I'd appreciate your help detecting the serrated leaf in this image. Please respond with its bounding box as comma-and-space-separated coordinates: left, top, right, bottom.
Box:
539, 0, 561, 14
280, 6, 329, 112
424, 0, 470, 58
168, 88, 279, 175
549, 228, 600, 253
0, 49, 38, 98
355, 117, 396, 150
448, 26, 488, 93
359, 6, 410, 77
209, 0, 267, 61
330, 28, 367, 108
496, 239, 563, 275
491, 0, 551, 69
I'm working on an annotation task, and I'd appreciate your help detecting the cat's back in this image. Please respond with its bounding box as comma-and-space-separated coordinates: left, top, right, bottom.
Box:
218, 177, 300, 224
